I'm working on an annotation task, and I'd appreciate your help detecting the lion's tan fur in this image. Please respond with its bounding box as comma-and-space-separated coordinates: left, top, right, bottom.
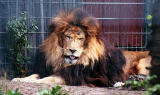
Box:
122, 51, 151, 75
41, 32, 64, 71
40, 9, 105, 71
77, 37, 105, 67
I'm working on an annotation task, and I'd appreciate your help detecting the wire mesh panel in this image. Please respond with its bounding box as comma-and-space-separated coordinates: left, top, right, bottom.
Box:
0, 0, 26, 71
0, 0, 151, 69
82, 0, 148, 50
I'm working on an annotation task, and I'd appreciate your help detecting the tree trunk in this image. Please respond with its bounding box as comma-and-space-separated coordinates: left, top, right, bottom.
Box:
149, 1, 160, 84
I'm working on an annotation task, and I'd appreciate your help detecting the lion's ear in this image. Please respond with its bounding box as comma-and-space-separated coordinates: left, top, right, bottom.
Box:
82, 17, 100, 36
48, 23, 56, 33
49, 16, 68, 34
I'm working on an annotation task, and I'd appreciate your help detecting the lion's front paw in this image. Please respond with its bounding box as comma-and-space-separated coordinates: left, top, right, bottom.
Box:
28, 74, 40, 80
11, 74, 40, 83
113, 82, 125, 87
11, 78, 24, 82
12, 77, 35, 82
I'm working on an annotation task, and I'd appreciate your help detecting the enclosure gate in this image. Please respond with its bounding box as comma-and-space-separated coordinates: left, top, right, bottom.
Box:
0, 0, 152, 70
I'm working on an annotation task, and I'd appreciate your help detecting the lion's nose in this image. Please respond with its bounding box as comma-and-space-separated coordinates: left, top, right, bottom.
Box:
69, 49, 77, 53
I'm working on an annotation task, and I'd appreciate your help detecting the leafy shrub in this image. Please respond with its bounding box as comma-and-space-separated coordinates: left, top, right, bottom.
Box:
0, 73, 23, 95
145, 84, 160, 95
0, 86, 68, 95
0, 89, 22, 95
7, 89, 23, 95
124, 75, 160, 95
6, 12, 38, 77
0, 73, 8, 94
146, 14, 152, 27
36, 86, 68, 95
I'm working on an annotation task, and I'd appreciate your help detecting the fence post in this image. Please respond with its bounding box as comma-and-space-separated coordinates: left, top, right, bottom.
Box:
40, 0, 45, 42
149, 0, 160, 84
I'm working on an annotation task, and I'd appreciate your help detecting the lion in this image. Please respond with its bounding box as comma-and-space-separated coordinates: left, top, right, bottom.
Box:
122, 51, 151, 75
12, 9, 151, 87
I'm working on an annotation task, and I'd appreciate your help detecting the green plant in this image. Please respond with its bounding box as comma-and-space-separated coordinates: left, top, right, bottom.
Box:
124, 75, 156, 90
0, 89, 23, 95
36, 86, 68, 95
0, 73, 8, 95
0, 73, 23, 95
146, 14, 152, 28
124, 75, 160, 95
7, 89, 23, 95
6, 12, 38, 77
144, 84, 160, 95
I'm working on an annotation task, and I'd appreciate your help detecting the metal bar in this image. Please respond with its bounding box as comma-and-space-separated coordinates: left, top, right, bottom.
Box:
0, 31, 151, 34
118, 47, 147, 49
0, 0, 23, 3
0, 47, 38, 49
141, 27, 143, 49
0, 32, 48, 34
0, 46, 147, 49
33, 2, 144, 5
98, 18, 144, 20
104, 32, 151, 34
118, 2, 121, 48
0, 17, 145, 20
108, 0, 111, 43
40, 0, 45, 41
0, 1, 144, 5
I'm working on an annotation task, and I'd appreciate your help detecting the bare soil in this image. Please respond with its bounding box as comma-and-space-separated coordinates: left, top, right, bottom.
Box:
0, 80, 144, 95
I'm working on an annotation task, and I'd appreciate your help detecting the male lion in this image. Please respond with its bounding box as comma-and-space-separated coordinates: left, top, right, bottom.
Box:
12, 9, 151, 87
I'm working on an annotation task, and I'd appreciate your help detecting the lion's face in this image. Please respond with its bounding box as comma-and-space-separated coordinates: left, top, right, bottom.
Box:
63, 26, 86, 64
42, 9, 103, 70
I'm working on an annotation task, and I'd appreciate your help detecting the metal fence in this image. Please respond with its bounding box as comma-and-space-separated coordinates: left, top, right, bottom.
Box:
0, 0, 152, 69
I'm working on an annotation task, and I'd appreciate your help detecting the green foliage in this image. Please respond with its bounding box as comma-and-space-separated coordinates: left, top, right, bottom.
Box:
7, 89, 23, 95
0, 90, 3, 95
0, 73, 8, 95
0, 73, 23, 95
6, 12, 38, 77
0, 86, 68, 95
0, 74, 67, 95
148, 23, 152, 28
147, 15, 152, 20
0, 89, 23, 95
125, 75, 157, 90
145, 84, 160, 95
36, 86, 68, 95
146, 14, 152, 28
124, 75, 160, 95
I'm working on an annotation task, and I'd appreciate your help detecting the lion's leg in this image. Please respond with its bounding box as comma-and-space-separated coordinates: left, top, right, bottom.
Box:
137, 56, 151, 75
12, 74, 40, 82
12, 74, 65, 85
35, 75, 65, 85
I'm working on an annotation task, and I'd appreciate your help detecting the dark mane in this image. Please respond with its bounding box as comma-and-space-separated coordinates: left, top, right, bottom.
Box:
49, 9, 99, 37
60, 48, 126, 87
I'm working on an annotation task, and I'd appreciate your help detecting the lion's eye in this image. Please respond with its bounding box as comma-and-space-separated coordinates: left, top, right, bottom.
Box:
66, 36, 71, 39
78, 38, 84, 40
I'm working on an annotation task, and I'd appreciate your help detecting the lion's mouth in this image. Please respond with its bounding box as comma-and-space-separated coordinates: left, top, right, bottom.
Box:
64, 55, 79, 60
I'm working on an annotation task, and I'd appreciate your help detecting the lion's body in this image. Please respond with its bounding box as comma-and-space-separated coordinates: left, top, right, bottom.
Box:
122, 51, 151, 75
12, 9, 151, 87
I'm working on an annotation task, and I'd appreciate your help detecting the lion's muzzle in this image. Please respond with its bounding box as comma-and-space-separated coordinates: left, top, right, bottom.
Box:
64, 55, 79, 64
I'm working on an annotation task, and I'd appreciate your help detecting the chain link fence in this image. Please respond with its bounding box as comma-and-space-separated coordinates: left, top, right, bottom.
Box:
0, 0, 152, 71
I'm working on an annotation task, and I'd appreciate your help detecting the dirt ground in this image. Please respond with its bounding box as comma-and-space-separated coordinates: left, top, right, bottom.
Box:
0, 80, 144, 95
